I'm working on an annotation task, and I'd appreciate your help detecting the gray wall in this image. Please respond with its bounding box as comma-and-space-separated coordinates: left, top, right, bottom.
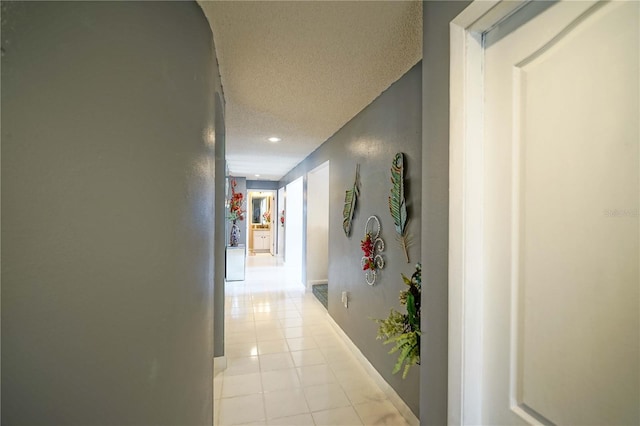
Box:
1, 2, 221, 424
280, 62, 422, 415
420, 2, 472, 425
247, 180, 280, 190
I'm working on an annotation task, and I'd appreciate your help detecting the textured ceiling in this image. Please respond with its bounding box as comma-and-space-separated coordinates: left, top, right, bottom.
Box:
199, 1, 422, 181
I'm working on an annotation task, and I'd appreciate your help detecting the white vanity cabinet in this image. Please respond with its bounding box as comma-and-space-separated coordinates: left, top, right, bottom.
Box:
253, 230, 271, 252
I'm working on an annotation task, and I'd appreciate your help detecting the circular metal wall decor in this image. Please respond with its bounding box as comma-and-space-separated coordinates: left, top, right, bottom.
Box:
361, 215, 385, 286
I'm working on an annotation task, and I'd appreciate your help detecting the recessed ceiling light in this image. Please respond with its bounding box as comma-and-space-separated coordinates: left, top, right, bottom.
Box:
267, 137, 281, 143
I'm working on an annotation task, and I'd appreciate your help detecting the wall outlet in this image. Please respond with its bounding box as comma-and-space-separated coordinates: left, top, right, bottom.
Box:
341, 291, 348, 308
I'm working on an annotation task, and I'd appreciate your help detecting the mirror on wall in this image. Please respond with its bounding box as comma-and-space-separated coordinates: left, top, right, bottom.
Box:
251, 194, 271, 225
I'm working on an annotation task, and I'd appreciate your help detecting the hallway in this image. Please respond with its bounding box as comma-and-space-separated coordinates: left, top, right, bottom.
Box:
215, 255, 412, 425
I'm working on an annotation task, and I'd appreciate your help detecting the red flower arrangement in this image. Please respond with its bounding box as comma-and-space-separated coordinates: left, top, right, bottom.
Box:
361, 233, 376, 271
228, 179, 245, 221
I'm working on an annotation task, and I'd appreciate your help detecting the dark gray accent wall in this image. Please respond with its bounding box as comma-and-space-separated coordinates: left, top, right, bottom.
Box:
420, 2, 472, 425
1, 2, 220, 424
280, 62, 422, 415
247, 180, 280, 190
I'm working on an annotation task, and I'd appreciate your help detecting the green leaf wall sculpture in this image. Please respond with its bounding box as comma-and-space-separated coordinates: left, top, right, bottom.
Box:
342, 164, 359, 237
388, 153, 410, 262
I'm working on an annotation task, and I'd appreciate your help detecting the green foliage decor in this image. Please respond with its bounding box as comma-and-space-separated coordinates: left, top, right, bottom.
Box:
374, 263, 421, 378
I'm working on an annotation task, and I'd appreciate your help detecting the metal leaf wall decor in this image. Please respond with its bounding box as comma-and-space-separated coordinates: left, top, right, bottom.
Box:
388, 153, 410, 262
342, 164, 359, 237
361, 215, 385, 286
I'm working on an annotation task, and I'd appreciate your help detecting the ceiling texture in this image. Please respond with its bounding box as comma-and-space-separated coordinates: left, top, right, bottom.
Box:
199, 1, 423, 181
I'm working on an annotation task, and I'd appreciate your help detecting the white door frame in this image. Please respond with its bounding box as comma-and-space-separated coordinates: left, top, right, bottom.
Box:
449, 2, 534, 424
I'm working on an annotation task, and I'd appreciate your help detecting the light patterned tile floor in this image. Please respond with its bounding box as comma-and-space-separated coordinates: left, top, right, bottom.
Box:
215, 254, 411, 426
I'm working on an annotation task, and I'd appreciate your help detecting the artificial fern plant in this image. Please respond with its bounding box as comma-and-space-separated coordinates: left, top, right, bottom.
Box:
374, 263, 421, 378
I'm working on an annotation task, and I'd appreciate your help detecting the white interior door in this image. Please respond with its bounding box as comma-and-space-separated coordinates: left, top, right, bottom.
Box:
451, 1, 639, 424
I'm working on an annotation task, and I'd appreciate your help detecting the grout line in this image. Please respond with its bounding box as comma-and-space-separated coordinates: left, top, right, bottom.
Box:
220, 255, 412, 426
325, 313, 419, 426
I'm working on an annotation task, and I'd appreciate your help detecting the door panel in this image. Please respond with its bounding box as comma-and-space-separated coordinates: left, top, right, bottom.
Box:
481, 1, 639, 424
518, 4, 638, 424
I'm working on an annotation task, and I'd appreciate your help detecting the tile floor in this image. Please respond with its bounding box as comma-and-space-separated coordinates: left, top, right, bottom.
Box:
215, 254, 412, 426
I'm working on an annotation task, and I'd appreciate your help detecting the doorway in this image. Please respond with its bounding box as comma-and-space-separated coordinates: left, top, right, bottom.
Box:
277, 186, 286, 258
284, 177, 304, 286
247, 190, 275, 255
306, 161, 330, 306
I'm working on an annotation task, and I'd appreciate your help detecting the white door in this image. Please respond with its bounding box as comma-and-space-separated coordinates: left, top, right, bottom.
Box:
450, 1, 639, 425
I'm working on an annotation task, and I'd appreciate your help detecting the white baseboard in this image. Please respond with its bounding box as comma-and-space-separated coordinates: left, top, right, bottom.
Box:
326, 314, 419, 426
213, 356, 227, 377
